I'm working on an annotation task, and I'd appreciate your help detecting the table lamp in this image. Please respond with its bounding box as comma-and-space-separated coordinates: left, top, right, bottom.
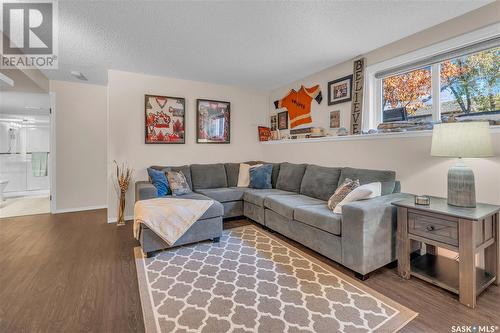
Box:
431, 121, 493, 208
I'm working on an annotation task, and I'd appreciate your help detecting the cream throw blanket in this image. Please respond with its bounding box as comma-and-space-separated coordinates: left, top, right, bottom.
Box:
134, 198, 214, 246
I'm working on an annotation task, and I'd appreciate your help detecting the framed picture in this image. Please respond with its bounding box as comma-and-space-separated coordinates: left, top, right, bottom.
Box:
330, 110, 340, 128
278, 111, 288, 130
258, 126, 271, 141
145, 94, 185, 144
196, 99, 230, 144
270, 115, 277, 131
328, 75, 353, 105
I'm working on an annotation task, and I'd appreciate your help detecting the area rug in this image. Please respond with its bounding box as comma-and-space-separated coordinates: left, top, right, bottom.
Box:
134, 225, 417, 333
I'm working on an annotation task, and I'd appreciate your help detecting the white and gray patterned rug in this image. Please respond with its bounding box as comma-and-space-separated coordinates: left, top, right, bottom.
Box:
135, 225, 417, 333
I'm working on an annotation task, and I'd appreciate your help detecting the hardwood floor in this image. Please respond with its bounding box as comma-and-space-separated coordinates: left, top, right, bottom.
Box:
1, 210, 498, 333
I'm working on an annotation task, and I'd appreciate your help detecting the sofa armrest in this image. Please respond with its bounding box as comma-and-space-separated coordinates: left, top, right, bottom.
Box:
135, 181, 157, 202
341, 192, 414, 275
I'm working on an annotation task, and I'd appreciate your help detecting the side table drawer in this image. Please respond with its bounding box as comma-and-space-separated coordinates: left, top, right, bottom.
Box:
408, 211, 458, 246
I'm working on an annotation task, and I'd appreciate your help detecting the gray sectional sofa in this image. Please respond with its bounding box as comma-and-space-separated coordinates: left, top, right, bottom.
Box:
135, 161, 411, 279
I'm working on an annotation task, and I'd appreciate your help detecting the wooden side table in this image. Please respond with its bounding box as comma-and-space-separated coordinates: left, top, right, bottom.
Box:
393, 197, 500, 308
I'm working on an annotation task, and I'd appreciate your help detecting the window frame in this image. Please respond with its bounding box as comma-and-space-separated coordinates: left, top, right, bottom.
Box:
363, 23, 500, 131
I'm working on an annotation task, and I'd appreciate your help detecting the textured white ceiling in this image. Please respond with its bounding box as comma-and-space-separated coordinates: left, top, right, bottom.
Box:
43, 0, 492, 90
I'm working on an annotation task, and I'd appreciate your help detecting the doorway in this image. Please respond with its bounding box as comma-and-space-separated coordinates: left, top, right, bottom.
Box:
0, 78, 51, 218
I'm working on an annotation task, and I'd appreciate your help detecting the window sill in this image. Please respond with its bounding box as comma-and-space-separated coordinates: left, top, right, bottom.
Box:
261, 126, 500, 145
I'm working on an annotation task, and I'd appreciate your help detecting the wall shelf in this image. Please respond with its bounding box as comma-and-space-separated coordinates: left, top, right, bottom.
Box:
261, 126, 500, 145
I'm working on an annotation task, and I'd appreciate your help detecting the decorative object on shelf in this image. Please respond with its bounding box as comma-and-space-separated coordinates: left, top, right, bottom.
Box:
196, 99, 230, 144
328, 75, 352, 105
270, 130, 279, 140
431, 121, 493, 208
113, 160, 133, 226
258, 126, 271, 141
270, 115, 277, 131
145, 95, 185, 144
330, 110, 340, 128
274, 85, 322, 128
414, 195, 431, 205
277, 111, 288, 130
337, 127, 348, 136
368, 129, 378, 134
377, 120, 434, 132
290, 127, 313, 135
310, 127, 325, 137
350, 58, 365, 135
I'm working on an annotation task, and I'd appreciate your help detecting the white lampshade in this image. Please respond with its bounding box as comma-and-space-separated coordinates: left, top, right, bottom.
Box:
431, 122, 493, 158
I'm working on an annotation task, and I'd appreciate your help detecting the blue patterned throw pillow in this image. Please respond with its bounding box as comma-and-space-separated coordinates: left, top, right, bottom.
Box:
166, 171, 192, 196
147, 168, 169, 196
249, 164, 273, 189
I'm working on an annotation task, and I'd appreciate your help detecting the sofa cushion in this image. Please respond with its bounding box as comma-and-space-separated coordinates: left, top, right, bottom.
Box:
271, 163, 281, 188
147, 168, 169, 196
225, 163, 240, 187
338, 167, 396, 195
294, 205, 342, 235
300, 165, 342, 201
166, 170, 192, 196
170, 192, 224, 219
249, 164, 273, 189
264, 194, 325, 219
195, 187, 246, 203
276, 162, 308, 192
190, 163, 228, 189
243, 188, 296, 207
151, 165, 193, 189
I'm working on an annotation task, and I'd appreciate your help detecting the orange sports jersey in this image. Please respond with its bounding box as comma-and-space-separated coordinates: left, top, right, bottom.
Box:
274, 85, 322, 128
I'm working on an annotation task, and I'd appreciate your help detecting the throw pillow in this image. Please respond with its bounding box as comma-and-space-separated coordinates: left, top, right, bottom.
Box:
166, 171, 192, 196
237, 163, 262, 187
327, 178, 360, 211
147, 168, 169, 196
249, 164, 273, 189
333, 182, 382, 214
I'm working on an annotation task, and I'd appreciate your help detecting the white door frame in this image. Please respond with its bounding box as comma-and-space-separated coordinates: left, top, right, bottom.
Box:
49, 92, 56, 213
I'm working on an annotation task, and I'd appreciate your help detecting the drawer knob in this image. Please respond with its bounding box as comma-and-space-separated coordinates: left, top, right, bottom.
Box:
426, 225, 435, 232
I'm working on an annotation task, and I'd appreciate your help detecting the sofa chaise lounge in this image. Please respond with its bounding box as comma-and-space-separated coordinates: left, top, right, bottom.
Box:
135, 161, 411, 279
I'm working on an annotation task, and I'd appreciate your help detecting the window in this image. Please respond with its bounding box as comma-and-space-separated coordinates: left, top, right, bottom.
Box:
366, 26, 500, 131
440, 47, 499, 120
382, 66, 432, 122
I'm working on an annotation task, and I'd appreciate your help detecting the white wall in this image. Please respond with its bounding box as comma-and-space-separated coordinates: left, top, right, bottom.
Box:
50, 80, 107, 211
107, 70, 268, 221
265, 3, 500, 205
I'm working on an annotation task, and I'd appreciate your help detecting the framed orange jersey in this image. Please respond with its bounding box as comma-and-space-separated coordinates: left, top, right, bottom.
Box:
274, 85, 322, 128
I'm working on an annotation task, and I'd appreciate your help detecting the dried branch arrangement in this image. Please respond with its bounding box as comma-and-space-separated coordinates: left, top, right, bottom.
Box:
114, 160, 133, 226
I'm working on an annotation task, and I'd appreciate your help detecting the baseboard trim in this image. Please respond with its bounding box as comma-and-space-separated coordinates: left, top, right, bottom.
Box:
107, 215, 134, 224
54, 205, 107, 214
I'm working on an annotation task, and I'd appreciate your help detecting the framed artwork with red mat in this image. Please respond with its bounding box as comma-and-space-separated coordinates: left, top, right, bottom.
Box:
145, 94, 185, 144
196, 99, 230, 144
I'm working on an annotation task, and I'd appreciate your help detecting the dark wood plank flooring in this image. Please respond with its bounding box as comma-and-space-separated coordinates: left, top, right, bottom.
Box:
1, 210, 498, 332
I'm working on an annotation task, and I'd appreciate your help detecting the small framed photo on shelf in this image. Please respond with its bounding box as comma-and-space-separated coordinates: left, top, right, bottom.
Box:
278, 111, 288, 130
196, 99, 230, 144
258, 126, 271, 141
327, 75, 353, 105
330, 110, 340, 128
270, 115, 277, 131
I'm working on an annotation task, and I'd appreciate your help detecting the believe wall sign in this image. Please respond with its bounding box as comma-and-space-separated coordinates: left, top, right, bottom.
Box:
350, 58, 365, 135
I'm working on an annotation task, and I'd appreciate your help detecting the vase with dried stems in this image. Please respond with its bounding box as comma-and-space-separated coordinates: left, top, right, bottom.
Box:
114, 160, 133, 226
